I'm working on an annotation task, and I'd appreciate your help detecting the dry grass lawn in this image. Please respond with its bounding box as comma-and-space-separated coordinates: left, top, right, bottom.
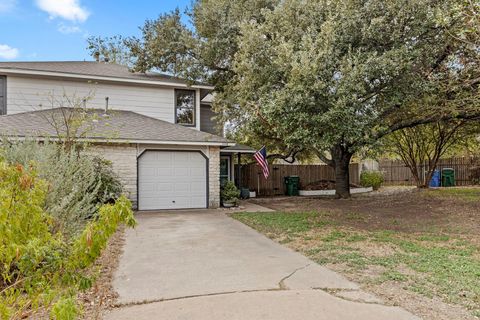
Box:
232, 187, 480, 320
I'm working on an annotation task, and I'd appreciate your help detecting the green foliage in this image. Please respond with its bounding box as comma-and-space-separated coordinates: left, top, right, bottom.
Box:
232, 211, 329, 235
51, 297, 79, 320
360, 170, 384, 190
425, 187, 480, 202
86, 35, 132, 65
1, 141, 123, 238
91, 157, 124, 205
0, 156, 135, 319
90, 0, 480, 197
88, 2, 278, 89
221, 181, 240, 204
0, 162, 61, 285
219, 0, 478, 168
69, 195, 136, 270
380, 121, 479, 187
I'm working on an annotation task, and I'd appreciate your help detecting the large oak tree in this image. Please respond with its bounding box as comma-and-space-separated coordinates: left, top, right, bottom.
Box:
89, 0, 480, 197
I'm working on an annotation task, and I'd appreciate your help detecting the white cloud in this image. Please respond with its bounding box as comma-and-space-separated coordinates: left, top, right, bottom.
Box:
36, 0, 90, 22
0, 44, 19, 59
0, 0, 17, 13
58, 23, 82, 34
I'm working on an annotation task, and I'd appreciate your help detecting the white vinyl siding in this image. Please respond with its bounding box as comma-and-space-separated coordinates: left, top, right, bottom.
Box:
5, 75, 201, 130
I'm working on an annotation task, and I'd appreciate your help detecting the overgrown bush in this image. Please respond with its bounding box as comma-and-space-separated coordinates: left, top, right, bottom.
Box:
221, 181, 240, 205
92, 157, 124, 204
1, 141, 123, 238
360, 170, 384, 190
0, 160, 135, 319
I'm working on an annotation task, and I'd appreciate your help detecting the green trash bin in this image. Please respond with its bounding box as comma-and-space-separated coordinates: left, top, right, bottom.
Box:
284, 176, 300, 196
442, 168, 455, 187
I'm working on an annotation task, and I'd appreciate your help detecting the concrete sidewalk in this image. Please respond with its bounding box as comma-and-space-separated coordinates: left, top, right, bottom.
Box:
104, 208, 419, 320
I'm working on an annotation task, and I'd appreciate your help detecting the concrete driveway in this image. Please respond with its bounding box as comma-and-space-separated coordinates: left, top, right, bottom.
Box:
104, 208, 419, 320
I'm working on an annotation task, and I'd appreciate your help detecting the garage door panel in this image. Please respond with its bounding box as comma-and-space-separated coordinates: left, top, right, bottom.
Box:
173, 167, 191, 176
155, 167, 174, 176
138, 182, 156, 194
173, 153, 191, 165
174, 182, 191, 192
190, 167, 206, 177
189, 182, 206, 193
139, 167, 157, 177
138, 151, 207, 210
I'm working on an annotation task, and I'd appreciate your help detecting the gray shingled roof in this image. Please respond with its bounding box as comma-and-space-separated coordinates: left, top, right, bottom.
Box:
221, 143, 256, 153
0, 61, 210, 87
0, 108, 231, 145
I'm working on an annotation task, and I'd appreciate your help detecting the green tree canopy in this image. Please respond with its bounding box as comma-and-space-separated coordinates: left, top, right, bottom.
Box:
88, 0, 480, 197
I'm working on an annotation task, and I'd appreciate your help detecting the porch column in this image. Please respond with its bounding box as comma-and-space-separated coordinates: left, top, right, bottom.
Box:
237, 153, 242, 189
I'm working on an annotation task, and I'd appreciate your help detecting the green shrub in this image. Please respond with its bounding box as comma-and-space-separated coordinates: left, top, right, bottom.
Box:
221, 181, 240, 205
0, 162, 60, 284
91, 157, 123, 204
1, 141, 123, 238
51, 297, 79, 320
0, 159, 135, 319
69, 195, 136, 270
360, 170, 384, 190
0, 161, 62, 319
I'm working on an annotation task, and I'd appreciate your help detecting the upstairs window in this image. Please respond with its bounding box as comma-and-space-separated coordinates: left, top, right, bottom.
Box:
175, 90, 195, 126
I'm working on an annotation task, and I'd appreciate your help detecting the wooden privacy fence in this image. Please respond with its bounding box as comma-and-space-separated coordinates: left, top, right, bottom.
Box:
237, 163, 359, 196
379, 157, 480, 186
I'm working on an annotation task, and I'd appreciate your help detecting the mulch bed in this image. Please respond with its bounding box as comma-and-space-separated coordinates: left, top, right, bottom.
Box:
302, 179, 361, 190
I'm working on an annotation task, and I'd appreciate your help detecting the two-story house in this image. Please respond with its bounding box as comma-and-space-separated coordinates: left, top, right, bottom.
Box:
0, 61, 253, 210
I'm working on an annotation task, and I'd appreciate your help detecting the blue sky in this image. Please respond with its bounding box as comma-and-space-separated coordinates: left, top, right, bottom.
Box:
0, 0, 191, 61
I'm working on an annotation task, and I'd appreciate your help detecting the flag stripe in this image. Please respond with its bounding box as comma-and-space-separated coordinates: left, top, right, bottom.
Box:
254, 146, 270, 179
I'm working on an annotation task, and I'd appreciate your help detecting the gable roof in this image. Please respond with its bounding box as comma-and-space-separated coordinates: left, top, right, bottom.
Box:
0, 108, 233, 146
0, 61, 213, 90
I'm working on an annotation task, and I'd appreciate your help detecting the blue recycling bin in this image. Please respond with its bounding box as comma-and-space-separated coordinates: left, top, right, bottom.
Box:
429, 170, 441, 187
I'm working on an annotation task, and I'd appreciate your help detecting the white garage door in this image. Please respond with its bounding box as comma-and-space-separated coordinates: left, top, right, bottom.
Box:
138, 151, 207, 210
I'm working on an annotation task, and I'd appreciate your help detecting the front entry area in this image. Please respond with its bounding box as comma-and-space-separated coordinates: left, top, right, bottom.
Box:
137, 150, 208, 210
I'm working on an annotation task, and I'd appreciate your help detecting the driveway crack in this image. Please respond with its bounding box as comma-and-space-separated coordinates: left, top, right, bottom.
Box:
278, 263, 311, 290
113, 264, 313, 309
113, 288, 282, 308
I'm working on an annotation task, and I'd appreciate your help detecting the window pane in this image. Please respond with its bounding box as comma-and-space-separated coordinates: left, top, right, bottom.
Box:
176, 91, 194, 108
176, 107, 194, 125
220, 158, 229, 176
176, 90, 195, 125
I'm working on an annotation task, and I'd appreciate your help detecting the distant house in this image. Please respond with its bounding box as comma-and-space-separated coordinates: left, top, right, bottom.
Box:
0, 61, 254, 210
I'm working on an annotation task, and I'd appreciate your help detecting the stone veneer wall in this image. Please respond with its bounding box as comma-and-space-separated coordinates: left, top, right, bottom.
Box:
90, 143, 221, 209
207, 146, 220, 208
89, 144, 138, 208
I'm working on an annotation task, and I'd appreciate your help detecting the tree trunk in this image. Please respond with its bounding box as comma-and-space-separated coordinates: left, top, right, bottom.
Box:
331, 146, 354, 199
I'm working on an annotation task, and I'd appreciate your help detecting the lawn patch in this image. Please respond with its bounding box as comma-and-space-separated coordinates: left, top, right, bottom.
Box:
424, 187, 480, 202
232, 208, 480, 318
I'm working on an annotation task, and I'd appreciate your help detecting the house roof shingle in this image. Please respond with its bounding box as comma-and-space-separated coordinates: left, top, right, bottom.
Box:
0, 108, 232, 146
0, 61, 212, 88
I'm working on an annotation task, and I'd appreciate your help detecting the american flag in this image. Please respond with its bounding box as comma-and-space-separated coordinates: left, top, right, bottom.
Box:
254, 146, 270, 179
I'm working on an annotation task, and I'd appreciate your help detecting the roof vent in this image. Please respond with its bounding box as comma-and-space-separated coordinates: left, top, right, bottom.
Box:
104, 97, 109, 114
